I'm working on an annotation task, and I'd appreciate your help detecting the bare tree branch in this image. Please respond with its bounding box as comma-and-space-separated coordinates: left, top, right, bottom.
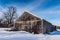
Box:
3, 6, 17, 27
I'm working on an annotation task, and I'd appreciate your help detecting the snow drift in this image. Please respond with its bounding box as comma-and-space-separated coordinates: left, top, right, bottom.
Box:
0, 28, 60, 40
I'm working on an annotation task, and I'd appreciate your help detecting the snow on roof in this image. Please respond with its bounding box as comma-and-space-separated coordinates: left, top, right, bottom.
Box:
23, 10, 43, 20
15, 10, 43, 22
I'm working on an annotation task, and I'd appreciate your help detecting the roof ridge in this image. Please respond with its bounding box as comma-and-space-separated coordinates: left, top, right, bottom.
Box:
23, 10, 43, 20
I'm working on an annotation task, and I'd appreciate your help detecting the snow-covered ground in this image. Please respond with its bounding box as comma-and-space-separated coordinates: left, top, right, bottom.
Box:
0, 28, 60, 40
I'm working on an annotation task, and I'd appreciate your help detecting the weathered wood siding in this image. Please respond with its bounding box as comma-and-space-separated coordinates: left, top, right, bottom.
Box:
42, 19, 56, 34
15, 20, 42, 34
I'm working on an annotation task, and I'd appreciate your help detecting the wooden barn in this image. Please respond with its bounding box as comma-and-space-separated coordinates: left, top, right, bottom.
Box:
14, 11, 56, 34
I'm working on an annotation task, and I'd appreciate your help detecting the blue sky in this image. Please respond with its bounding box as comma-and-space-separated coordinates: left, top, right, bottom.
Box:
0, 0, 60, 26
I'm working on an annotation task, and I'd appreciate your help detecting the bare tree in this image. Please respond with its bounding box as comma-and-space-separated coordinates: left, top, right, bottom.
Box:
3, 6, 17, 27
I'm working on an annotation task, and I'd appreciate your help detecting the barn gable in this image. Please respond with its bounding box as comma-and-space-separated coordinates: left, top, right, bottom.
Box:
16, 11, 41, 21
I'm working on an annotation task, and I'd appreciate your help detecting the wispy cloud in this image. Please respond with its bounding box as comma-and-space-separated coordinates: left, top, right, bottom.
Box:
24, 0, 46, 11
0, 6, 7, 18
49, 19, 60, 26
0, 0, 60, 26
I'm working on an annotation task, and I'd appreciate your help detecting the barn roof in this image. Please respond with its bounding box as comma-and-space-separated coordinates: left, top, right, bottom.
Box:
16, 11, 42, 21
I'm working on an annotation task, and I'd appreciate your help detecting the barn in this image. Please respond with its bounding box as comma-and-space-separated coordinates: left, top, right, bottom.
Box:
14, 11, 56, 34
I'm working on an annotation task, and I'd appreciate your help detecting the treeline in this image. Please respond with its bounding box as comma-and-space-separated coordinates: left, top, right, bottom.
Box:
56, 26, 60, 29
